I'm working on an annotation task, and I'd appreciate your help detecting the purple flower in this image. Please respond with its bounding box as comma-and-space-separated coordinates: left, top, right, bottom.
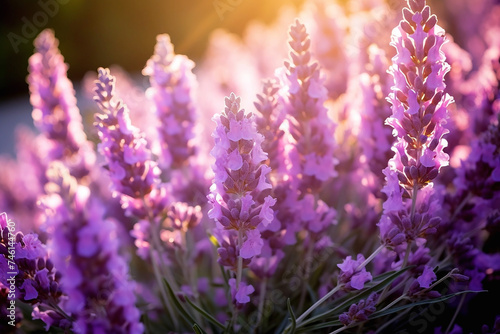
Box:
143, 34, 198, 169
240, 229, 264, 259
40, 162, 143, 334
379, 0, 453, 251
208, 93, 276, 305
279, 19, 338, 192
0, 213, 68, 331
27, 29, 95, 179
228, 278, 255, 305
208, 93, 275, 244
416, 265, 436, 288
338, 254, 373, 290
94, 67, 160, 199
15, 233, 46, 260
254, 78, 286, 172
306, 1, 348, 99
339, 293, 378, 326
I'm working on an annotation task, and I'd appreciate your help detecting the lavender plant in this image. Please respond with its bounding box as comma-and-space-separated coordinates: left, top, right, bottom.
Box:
1, 0, 500, 333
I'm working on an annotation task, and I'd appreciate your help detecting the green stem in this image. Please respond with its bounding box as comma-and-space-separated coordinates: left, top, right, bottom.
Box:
232, 229, 244, 328
151, 247, 178, 328
329, 325, 349, 334
254, 276, 268, 333
294, 284, 343, 326
410, 183, 418, 222
236, 229, 244, 291
356, 245, 385, 271
374, 308, 412, 334
445, 293, 466, 334
379, 294, 408, 312
298, 242, 314, 312
402, 241, 412, 269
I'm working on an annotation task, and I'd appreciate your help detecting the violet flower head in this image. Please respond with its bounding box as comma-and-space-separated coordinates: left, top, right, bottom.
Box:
337, 254, 373, 290
254, 78, 285, 173
386, 0, 452, 189
339, 293, 378, 326
208, 93, 275, 304
40, 162, 143, 334
27, 29, 95, 178
94, 67, 160, 198
379, 0, 453, 248
280, 19, 338, 191
0, 213, 69, 331
208, 92, 276, 236
228, 278, 255, 305
166, 202, 202, 231
143, 34, 198, 169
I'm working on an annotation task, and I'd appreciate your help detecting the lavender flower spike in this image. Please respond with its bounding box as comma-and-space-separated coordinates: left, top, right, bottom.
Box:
379, 0, 453, 249
94, 67, 160, 199
143, 34, 198, 169
40, 162, 143, 334
280, 19, 338, 192
28, 29, 95, 178
208, 93, 276, 303
339, 293, 378, 327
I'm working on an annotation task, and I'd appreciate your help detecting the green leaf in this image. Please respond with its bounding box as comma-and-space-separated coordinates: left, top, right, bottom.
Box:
162, 278, 196, 326
185, 297, 226, 330
297, 319, 342, 332
298, 290, 487, 333
192, 323, 207, 334
369, 290, 487, 319
287, 298, 297, 334
298, 266, 413, 328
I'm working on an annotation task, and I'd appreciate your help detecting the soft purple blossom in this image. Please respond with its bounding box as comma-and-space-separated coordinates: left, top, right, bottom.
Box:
379, 0, 453, 251
339, 293, 378, 326
208, 93, 275, 305
416, 265, 436, 288
208, 93, 275, 246
228, 278, 255, 305
94, 67, 160, 199
280, 19, 338, 191
338, 254, 373, 290
40, 163, 143, 334
254, 78, 285, 173
27, 29, 95, 179
143, 34, 198, 169
0, 213, 68, 331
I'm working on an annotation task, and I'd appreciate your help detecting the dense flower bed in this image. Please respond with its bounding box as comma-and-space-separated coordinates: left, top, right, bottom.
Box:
1, 0, 499, 333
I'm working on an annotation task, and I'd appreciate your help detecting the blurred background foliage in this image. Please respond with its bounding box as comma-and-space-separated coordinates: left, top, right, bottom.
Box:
0, 0, 307, 103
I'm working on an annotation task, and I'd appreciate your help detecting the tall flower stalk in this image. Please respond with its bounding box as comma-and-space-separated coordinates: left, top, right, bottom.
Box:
27, 29, 95, 180
143, 34, 198, 170
379, 0, 453, 262
93, 67, 182, 325
278, 19, 338, 309
39, 162, 143, 334
208, 93, 276, 315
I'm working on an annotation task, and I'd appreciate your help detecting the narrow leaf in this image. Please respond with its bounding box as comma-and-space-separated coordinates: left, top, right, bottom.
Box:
192, 324, 207, 334
287, 298, 297, 334
299, 266, 413, 328
370, 290, 487, 319
185, 297, 226, 330
163, 278, 196, 325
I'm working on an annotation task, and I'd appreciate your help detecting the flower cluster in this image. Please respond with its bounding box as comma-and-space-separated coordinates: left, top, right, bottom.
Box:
339, 293, 378, 327
94, 67, 160, 200
208, 93, 276, 303
39, 162, 143, 334
379, 0, 453, 250
143, 34, 198, 169
0, 213, 68, 331
27, 29, 95, 179
1, 0, 500, 332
